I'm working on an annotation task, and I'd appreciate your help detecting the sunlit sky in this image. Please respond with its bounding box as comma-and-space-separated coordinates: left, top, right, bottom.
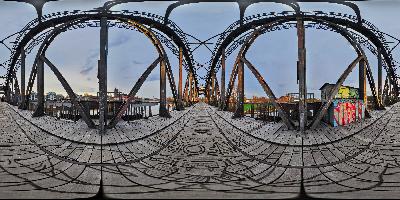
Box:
0, 0, 399, 99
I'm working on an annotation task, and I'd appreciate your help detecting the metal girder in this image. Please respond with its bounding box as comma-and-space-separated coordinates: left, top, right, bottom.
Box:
187, 73, 192, 104
10, 68, 20, 105
25, 62, 38, 109
161, 0, 360, 26
242, 57, 295, 130
310, 55, 364, 129
183, 73, 189, 105
378, 47, 383, 104
213, 76, 220, 106
98, 16, 108, 134
32, 56, 44, 117
164, 57, 179, 111
208, 15, 399, 98
40, 55, 96, 128
178, 47, 184, 110
359, 58, 366, 105
297, 16, 307, 132
224, 59, 239, 110
211, 68, 216, 104
6, 12, 198, 99
233, 59, 244, 118
159, 59, 171, 118
108, 57, 162, 128
19, 48, 26, 109
220, 48, 226, 110
365, 59, 384, 109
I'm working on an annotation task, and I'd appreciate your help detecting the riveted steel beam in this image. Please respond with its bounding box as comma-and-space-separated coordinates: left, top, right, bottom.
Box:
220, 48, 226, 110
178, 47, 184, 110
360, 58, 368, 103
108, 57, 162, 128
32, 55, 44, 117
224, 59, 239, 111
98, 16, 108, 134
41, 55, 96, 128
19, 48, 26, 109
164, 57, 179, 111
159, 59, 171, 118
297, 16, 307, 132
242, 57, 295, 130
310, 55, 364, 129
378, 47, 383, 104
233, 59, 244, 118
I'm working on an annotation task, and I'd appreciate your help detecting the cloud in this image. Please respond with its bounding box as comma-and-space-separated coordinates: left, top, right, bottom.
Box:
147, 73, 160, 82
109, 33, 131, 48
78, 87, 96, 93
80, 50, 98, 75
132, 60, 143, 65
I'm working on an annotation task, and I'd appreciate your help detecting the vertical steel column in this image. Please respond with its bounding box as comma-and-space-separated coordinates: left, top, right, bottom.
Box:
297, 17, 307, 132
159, 59, 170, 117
178, 47, 183, 110
20, 48, 26, 109
214, 78, 219, 106
378, 47, 383, 105
359, 59, 367, 104
99, 16, 108, 133
13, 77, 19, 105
220, 48, 226, 109
33, 56, 44, 117
211, 70, 216, 105
233, 60, 244, 118
188, 73, 193, 104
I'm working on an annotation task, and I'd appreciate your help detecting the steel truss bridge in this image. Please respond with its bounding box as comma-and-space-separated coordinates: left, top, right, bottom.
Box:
1, 1, 400, 199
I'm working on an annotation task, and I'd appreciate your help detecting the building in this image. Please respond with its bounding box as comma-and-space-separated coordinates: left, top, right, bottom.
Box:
320, 83, 365, 127
55, 94, 65, 101
45, 92, 57, 101
30, 91, 38, 101
320, 83, 360, 102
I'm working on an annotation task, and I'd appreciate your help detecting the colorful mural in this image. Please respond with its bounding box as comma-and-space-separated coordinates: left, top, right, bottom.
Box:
324, 99, 365, 127
335, 86, 359, 99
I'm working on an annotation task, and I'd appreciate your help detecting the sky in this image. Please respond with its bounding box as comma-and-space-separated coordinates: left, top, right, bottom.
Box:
0, 0, 399, 99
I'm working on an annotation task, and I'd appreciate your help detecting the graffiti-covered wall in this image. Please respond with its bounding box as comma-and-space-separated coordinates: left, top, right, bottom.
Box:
324, 99, 365, 127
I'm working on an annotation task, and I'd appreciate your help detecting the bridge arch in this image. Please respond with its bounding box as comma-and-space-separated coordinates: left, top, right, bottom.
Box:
4, 10, 200, 129
4, 10, 200, 108
207, 12, 400, 102
206, 12, 398, 131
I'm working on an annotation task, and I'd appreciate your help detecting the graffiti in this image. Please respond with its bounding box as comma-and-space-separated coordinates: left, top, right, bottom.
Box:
335, 86, 359, 99
324, 99, 365, 127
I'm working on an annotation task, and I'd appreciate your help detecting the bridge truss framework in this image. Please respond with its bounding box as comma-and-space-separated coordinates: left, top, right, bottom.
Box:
0, 0, 399, 133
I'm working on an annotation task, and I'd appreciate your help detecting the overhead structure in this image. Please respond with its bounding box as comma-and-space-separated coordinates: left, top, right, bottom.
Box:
0, 0, 399, 133
204, 0, 400, 131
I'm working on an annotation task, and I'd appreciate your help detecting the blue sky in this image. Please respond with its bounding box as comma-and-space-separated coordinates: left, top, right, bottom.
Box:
0, 0, 399, 99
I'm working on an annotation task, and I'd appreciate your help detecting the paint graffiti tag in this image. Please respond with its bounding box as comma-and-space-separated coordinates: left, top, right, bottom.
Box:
331, 99, 365, 126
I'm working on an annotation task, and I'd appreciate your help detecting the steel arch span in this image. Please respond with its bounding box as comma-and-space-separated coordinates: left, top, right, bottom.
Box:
205, 11, 400, 131
1, 1, 400, 199
1, 9, 201, 131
